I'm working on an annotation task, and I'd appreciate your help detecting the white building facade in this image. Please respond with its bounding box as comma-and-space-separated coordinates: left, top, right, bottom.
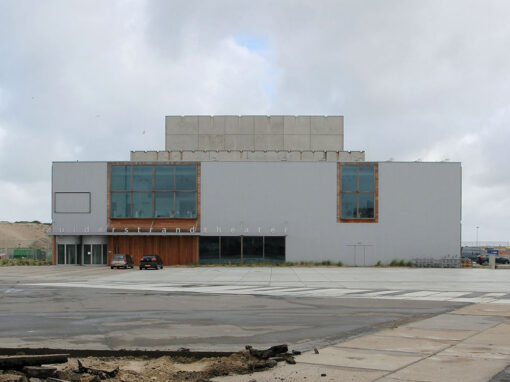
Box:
50, 116, 461, 266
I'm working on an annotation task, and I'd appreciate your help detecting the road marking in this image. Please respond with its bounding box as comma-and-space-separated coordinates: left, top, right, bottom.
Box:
23, 282, 510, 304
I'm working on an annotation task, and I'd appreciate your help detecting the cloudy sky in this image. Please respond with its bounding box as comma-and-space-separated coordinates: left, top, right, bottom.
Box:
0, 0, 509, 242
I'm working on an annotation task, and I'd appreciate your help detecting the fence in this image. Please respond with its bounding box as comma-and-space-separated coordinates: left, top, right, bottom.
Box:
411, 255, 462, 268
0, 248, 51, 261
462, 241, 510, 248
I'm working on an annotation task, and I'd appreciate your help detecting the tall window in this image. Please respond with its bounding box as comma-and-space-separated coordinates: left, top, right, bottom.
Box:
110, 164, 197, 219
338, 163, 378, 222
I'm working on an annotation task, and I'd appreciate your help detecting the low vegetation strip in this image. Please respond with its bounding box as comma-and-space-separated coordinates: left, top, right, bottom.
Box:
0, 259, 52, 266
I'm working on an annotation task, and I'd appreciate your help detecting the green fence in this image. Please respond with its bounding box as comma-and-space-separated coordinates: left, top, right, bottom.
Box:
12, 248, 50, 261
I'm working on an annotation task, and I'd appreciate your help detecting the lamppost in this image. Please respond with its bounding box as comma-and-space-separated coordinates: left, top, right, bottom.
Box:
476, 226, 479, 247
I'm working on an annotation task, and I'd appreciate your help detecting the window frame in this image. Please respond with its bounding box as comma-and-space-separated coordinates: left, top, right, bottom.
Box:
109, 163, 199, 220
337, 162, 378, 223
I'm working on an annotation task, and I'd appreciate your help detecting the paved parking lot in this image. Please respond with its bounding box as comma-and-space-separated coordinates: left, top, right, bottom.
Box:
1, 266, 490, 351
5, 266, 510, 301
3, 266, 510, 379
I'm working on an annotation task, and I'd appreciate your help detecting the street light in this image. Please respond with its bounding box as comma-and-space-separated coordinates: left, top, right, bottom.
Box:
476, 226, 479, 247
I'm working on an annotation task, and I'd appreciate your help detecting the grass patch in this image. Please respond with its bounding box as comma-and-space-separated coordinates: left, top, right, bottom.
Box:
389, 259, 412, 267
191, 261, 344, 267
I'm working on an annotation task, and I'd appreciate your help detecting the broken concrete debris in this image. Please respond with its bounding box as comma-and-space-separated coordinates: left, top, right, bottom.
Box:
0, 355, 68, 370
246, 344, 298, 365
76, 360, 119, 379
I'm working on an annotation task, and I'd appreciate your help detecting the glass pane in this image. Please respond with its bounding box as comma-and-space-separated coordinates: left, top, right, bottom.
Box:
264, 237, 285, 263
341, 193, 357, 219
341, 166, 357, 191
66, 245, 76, 264
76, 245, 82, 264
199, 237, 220, 264
133, 166, 153, 191
111, 166, 130, 191
243, 236, 263, 263
154, 192, 174, 218
133, 192, 153, 218
176, 166, 196, 190
359, 193, 375, 218
155, 166, 174, 190
92, 244, 102, 264
103, 245, 108, 264
221, 237, 241, 264
111, 192, 132, 218
359, 166, 374, 191
57, 244, 65, 264
83, 244, 91, 264
175, 192, 196, 218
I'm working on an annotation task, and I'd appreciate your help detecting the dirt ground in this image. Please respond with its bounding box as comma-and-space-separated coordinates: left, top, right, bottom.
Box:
0, 222, 51, 249
50, 351, 268, 382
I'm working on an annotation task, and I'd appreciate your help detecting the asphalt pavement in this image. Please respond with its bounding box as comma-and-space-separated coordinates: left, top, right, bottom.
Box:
2, 266, 510, 380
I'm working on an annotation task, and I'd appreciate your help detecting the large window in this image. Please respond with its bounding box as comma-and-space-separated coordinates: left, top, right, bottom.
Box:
199, 236, 286, 264
110, 164, 197, 219
338, 163, 378, 222
58, 244, 108, 265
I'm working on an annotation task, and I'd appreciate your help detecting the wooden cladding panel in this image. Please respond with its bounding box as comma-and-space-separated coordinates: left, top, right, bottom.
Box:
52, 236, 57, 265
107, 236, 198, 265
109, 219, 197, 232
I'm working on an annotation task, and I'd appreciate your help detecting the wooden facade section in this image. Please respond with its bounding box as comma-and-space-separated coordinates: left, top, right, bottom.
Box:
107, 235, 198, 265
52, 236, 56, 265
109, 218, 197, 232
337, 162, 379, 223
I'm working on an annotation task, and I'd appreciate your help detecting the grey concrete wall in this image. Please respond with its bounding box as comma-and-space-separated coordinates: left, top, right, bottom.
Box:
200, 162, 461, 265
165, 115, 344, 152
130, 150, 364, 162
52, 162, 108, 234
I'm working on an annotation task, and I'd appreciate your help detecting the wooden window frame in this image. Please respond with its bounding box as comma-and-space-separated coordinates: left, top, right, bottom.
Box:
109, 163, 198, 219
107, 161, 201, 233
337, 162, 378, 223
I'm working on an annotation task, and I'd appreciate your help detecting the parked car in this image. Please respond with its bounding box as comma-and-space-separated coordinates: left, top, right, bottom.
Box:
461, 247, 483, 263
110, 254, 134, 269
139, 254, 163, 270
477, 254, 510, 265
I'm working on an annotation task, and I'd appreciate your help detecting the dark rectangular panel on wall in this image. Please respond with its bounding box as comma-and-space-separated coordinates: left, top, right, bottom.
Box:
107, 236, 198, 265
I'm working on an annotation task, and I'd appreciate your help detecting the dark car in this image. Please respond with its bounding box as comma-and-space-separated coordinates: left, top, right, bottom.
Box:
110, 254, 134, 269
461, 247, 483, 263
477, 254, 510, 265
139, 254, 164, 270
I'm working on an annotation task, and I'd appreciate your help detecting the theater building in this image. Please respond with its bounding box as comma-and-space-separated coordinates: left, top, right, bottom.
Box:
50, 115, 461, 266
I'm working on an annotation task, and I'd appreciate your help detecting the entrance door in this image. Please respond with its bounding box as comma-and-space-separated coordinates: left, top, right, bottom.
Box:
346, 244, 374, 266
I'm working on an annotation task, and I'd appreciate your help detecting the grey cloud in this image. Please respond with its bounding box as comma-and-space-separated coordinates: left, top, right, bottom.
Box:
0, 0, 509, 240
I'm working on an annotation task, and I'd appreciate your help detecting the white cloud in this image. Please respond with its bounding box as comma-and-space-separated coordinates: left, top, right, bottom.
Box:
0, 0, 509, 240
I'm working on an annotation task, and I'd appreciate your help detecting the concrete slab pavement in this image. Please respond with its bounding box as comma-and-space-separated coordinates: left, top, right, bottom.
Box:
212, 303, 510, 382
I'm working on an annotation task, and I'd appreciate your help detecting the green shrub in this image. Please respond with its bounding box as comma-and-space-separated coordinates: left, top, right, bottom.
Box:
389, 259, 412, 267
375, 260, 382, 266
337, 261, 344, 267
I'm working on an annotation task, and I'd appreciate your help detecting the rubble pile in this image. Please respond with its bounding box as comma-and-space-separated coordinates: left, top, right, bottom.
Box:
0, 345, 298, 382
